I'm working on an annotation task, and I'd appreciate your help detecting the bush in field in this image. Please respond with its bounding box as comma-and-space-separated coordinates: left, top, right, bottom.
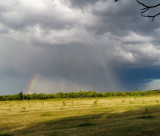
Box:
93, 100, 98, 106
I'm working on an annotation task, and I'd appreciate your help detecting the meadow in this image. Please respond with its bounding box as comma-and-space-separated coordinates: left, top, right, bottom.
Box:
1, 95, 160, 136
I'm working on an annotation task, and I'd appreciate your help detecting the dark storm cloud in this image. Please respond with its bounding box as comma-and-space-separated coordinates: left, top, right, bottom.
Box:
90, 0, 160, 36
116, 66, 160, 91
69, 0, 98, 8
1, 0, 160, 94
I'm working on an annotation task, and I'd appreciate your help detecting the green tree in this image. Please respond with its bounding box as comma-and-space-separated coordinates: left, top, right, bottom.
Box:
18, 92, 23, 100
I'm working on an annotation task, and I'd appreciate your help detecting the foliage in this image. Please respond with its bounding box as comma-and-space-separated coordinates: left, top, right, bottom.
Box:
1, 89, 160, 101
137, 108, 153, 119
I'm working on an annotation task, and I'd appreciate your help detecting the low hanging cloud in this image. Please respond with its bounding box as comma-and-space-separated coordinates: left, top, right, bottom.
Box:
1, 0, 160, 94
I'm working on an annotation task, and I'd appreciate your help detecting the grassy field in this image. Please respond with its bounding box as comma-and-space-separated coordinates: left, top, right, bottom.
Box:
1, 96, 160, 136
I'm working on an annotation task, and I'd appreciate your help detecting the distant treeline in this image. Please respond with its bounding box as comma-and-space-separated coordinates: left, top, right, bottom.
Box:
0, 90, 160, 101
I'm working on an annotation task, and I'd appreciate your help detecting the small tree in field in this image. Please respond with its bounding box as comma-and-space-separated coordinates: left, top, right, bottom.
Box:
19, 92, 23, 100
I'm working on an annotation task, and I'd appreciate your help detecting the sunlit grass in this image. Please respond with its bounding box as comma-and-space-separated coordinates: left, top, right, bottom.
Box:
1, 96, 160, 135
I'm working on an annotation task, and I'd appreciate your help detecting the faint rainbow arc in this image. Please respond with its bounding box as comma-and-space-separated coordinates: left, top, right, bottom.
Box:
25, 74, 38, 94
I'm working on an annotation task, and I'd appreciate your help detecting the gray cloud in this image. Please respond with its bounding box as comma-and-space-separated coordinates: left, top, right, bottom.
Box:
1, 0, 160, 94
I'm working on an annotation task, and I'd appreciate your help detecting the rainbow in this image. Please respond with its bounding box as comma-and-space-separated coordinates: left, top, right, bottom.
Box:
25, 74, 38, 94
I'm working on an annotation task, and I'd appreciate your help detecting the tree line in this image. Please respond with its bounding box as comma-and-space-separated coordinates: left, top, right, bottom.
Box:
0, 90, 160, 101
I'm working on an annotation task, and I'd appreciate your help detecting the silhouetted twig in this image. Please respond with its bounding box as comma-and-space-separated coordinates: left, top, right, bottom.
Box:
115, 0, 160, 21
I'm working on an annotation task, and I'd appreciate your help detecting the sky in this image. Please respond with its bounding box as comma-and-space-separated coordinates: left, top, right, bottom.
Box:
1, 0, 160, 95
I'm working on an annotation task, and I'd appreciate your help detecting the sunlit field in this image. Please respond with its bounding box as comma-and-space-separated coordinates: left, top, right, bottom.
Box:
1, 96, 160, 136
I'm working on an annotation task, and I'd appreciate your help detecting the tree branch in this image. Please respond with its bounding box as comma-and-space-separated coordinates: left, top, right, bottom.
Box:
136, 0, 160, 21
141, 12, 160, 22
115, 0, 160, 21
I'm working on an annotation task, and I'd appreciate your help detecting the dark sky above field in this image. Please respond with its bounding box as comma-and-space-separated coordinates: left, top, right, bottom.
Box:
1, 0, 160, 95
